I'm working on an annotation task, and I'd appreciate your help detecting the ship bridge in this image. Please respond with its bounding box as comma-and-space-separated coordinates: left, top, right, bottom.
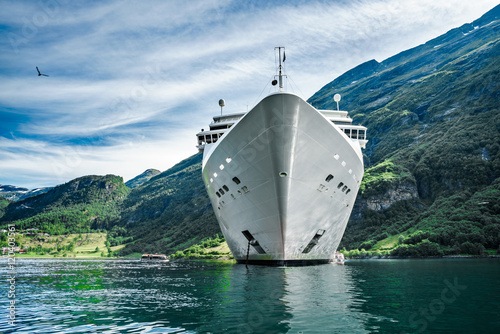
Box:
196, 112, 246, 151
319, 109, 368, 149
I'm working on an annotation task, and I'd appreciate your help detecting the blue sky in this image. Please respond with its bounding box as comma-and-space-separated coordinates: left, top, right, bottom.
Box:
1, 0, 498, 189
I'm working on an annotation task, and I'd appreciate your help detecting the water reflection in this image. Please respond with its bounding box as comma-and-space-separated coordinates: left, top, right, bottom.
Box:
1, 258, 497, 333
199, 265, 292, 333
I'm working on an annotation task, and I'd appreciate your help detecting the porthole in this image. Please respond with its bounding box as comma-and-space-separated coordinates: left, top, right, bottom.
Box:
346, 189, 351, 194
216, 192, 221, 198
232, 177, 241, 185
219, 188, 225, 195
342, 186, 348, 192
279, 172, 288, 178
223, 185, 229, 192
325, 174, 334, 182
337, 182, 344, 189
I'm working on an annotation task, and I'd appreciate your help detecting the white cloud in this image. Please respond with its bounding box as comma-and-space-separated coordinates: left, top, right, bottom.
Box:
0, 0, 498, 188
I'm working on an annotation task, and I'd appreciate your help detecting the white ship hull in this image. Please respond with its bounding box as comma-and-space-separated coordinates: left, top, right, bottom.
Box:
202, 92, 364, 265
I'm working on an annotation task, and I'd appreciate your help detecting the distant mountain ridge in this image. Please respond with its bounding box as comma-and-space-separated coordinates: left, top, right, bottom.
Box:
0, 184, 53, 202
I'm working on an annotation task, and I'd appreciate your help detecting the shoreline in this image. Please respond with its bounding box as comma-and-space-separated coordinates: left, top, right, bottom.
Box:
3, 255, 500, 261
345, 254, 500, 260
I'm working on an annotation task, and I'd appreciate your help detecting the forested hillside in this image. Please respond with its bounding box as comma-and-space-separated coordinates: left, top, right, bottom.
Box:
0, 175, 129, 235
113, 154, 219, 256
309, 4, 500, 255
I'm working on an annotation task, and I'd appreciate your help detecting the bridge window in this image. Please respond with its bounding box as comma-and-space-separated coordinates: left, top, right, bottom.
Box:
359, 130, 365, 140
198, 135, 205, 145
206, 135, 212, 144
351, 130, 358, 139
212, 134, 218, 143
344, 129, 350, 137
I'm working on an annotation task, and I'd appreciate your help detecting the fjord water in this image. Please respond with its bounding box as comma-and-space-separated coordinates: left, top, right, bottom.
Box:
1, 259, 499, 333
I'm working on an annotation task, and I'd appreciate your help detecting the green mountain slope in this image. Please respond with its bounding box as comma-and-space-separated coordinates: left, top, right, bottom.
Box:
115, 153, 219, 256
309, 5, 500, 254
125, 168, 161, 189
0, 175, 130, 235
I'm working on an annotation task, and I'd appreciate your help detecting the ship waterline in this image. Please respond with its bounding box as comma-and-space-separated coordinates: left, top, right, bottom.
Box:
200, 92, 365, 265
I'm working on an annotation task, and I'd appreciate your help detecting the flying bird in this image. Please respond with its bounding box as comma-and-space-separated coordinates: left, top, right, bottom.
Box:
36, 66, 49, 77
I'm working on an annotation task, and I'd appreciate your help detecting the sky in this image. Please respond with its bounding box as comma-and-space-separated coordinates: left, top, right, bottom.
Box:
1, 0, 498, 189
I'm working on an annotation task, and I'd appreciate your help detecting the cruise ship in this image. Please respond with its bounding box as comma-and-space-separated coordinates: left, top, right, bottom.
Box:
196, 48, 367, 265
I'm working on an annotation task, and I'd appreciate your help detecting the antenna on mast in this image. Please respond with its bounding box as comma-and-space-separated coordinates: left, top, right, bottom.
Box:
273, 46, 286, 92
334, 94, 341, 111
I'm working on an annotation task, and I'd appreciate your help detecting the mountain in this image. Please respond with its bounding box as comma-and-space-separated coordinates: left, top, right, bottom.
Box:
0, 155, 217, 256
0, 185, 53, 201
0, 175, 130, 235
114, 154, 219, 256
125, 169, 161, 189
309, 5, 500, 254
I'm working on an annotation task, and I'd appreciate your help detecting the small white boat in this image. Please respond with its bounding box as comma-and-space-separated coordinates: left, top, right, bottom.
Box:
333, 252, 345, 265
141, 254, 169, 262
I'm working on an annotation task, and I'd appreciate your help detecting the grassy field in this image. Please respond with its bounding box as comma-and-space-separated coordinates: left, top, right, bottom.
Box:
205, 241, 231, 256
170, 237, 233, 259
12, 232, 123, 258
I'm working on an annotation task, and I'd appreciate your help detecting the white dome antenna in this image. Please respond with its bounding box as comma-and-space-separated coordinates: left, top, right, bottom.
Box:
219, 99, 225, 115
333, 94, 341, 111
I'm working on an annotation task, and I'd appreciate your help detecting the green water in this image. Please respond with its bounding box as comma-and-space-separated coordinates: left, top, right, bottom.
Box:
1, 258, 499, 333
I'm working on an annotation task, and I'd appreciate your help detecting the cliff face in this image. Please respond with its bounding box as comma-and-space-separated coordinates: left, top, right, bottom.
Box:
358, 182, 419, 213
